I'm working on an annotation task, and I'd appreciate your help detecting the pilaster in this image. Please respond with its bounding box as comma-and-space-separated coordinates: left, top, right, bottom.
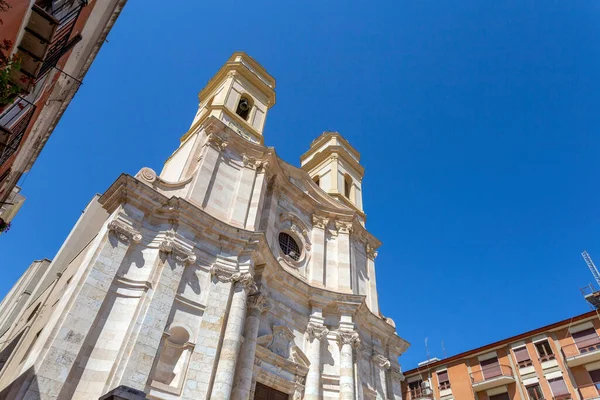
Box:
309, 215, 328, 285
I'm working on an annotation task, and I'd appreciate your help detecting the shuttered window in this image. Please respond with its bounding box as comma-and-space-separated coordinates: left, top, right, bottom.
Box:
548, 377, 569, 396
514, 346, 532, 367
481, 357, 501, 379
437, 370, 450, 390
573, 328, 600, 350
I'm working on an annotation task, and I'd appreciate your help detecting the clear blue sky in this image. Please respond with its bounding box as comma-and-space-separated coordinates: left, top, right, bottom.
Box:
1, 0, 600, 370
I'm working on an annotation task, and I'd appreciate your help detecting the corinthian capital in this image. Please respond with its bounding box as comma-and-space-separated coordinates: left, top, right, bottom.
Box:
312, 214, 329, 230
108, 219, 142, 244
247, 293, 270, 313
336, 330, 361, 348
159, 229, 197, 265
232, 272, 257, 293
306, 322, 329, 340
335, 221, 353, 234
207, 132, 228, 151
366, 244, 378, 260
372, 354, 391, 370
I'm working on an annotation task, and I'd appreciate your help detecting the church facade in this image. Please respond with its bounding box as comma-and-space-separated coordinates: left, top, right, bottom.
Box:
0, 53, 408, 400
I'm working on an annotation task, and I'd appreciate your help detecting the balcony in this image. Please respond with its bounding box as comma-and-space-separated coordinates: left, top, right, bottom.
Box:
553, 395, 572, 400
0, 98, 36, 168
404, 387, 433, 400
561, 340, 600, 367
578, 383, 600, 400
11, 0, 85, 91
470, 364, 515, 392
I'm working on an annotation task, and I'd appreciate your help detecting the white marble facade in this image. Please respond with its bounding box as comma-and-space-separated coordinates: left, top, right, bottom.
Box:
0, 53, 408, 400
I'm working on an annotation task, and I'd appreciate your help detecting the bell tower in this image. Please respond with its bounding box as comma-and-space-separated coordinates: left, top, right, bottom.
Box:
300, 131, 365, 215
188, 52, 276, 144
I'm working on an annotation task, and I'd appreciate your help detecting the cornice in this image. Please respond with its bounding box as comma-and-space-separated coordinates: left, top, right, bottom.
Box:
301, 131, 360, 162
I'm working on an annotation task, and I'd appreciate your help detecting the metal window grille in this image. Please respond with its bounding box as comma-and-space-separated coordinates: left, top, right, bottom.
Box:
278, 232, 300, 261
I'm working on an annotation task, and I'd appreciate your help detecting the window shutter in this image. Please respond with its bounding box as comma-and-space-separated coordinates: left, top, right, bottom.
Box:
573, 328, 600, 349
514, 347, 530, 362
480, 357, 501, 379
437, 371, 449, 383
590, 369, 600, 384
549, 378, 569, 395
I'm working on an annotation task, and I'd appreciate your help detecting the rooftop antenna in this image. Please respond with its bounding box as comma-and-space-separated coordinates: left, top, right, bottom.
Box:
442, 340, 447, 358
425, 337, 430, 360
582, 251, 600, 287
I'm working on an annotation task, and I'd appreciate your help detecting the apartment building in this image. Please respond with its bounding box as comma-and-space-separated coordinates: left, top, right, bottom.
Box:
0, 0, 128, 225
402, 311, 600, 400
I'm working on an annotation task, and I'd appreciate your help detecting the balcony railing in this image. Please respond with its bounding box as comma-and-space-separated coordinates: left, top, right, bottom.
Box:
12, 0, 86, 90
553, 395, 572, 400
470, 364, 515, 391
404, 387, 433, 400
0, 98, 36, 168
561, 339, 600, 367
539, 353, 556, 363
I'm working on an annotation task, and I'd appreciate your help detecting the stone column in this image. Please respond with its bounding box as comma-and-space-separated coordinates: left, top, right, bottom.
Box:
231, 293, 270, 400
210, 272, 256, 400
309, 215, 328, 285
305, 320, 329, 400
337, 330, 360, 400
336, 221, 353, 291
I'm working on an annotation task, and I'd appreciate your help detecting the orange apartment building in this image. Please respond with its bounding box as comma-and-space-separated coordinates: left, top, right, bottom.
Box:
401, 311, 600, 400
0, 0, 128, 226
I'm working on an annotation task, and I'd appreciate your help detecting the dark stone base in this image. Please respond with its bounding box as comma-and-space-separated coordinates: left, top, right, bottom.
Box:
99, 385, 147, 400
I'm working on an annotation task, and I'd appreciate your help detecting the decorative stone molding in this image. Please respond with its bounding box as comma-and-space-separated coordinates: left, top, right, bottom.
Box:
372, 354, 391, 370
159, 230, 197, 265
107, 219, 142, 244
206, 132, 228, 151
336, 330, 361, 348
335, 221, 353, 234
391, 365, 405, 381
209, 264, 257, 293
136, 167, 157, 185
306, 322, 329, 340
366, 244, 378, 260
247, 293, 270, 313
312, 214, 329, 230
242, 154, 257, 168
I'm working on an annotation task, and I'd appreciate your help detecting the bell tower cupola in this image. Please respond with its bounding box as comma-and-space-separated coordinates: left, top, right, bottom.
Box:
189, 52, 276, 144
301, 131, 365, 214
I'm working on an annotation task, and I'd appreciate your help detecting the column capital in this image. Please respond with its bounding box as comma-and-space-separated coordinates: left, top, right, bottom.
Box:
372, 354, 391, 370
335, 220, 353, 234
108, 219, 142, 244
366, 244, 378, 260
336, 330, 360, 348
306, 322, 329, 340
312, 214, 329, 229
247, 293, 270, 313
206, 131, 228, 151
159, 229, 196, 265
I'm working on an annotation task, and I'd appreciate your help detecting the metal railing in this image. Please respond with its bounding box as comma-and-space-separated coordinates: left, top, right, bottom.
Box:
403, 387, 433, 400
470, 364, 514, 384
0, 98, 36, 167
33, 0, 86, 80
561, 339, 600, 359
539, 353, 556, 363
553, 395, 571, 400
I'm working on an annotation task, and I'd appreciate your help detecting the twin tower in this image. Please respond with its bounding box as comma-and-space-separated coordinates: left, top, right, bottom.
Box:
0, 52, 407, 400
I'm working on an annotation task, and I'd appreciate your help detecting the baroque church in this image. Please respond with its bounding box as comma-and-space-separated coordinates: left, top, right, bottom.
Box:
0, 53, 409, 400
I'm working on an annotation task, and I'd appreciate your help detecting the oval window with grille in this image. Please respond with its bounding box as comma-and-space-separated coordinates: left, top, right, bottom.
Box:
278, 232, 301, 261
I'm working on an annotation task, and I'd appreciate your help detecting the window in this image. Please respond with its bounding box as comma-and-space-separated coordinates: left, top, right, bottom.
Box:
513, 346, 532, 368
526, 384, 544, 400
235, 96, 252, 120
480, 357, 502, 379
589, 369, 600, 390
313, 175, 320, 187
535, 340, 555, 362
344, 174, 352, 199
548, 377, 569, 398
408, 380, 431, 397
437, 370, 450, 390
278, 232, 301, 261
572, 327, 600, 351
